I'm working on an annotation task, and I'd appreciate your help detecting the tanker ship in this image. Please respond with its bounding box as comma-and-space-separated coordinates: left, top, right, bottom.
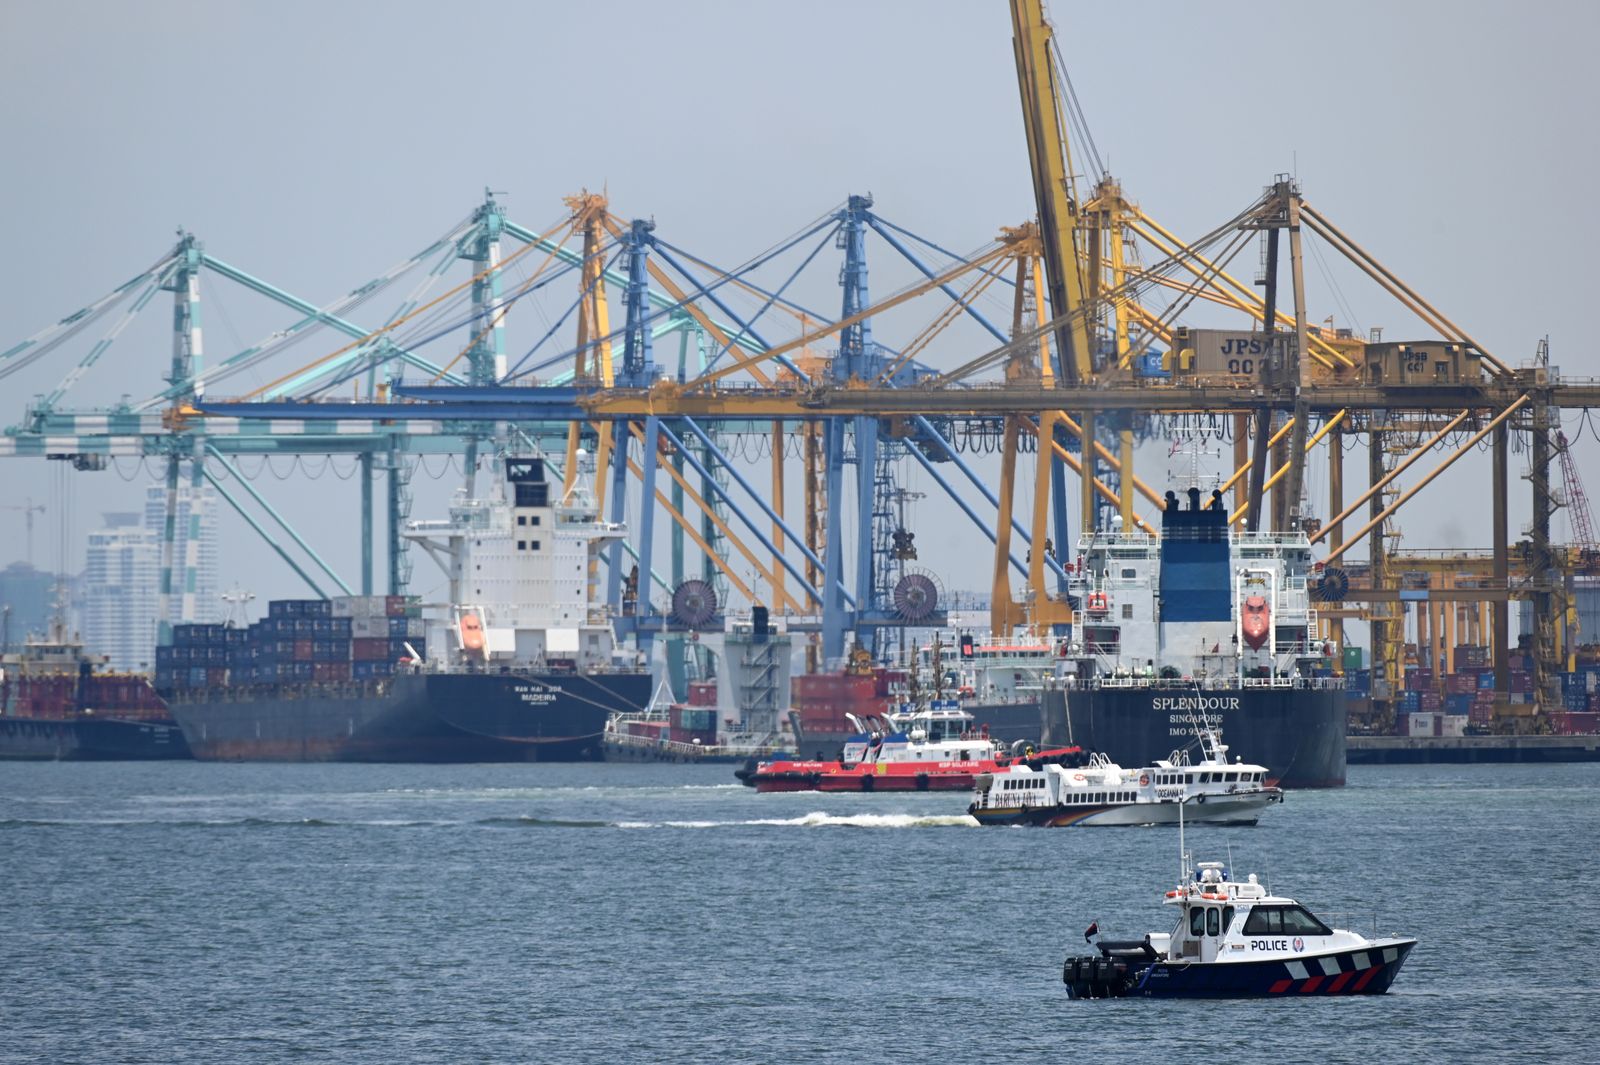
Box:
1, 619, 189, 760
164, 453, 650, 762
1042, 487, 1346, 788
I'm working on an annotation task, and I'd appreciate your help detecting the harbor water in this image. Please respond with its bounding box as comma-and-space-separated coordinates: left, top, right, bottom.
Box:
3, 762, 1596, 1063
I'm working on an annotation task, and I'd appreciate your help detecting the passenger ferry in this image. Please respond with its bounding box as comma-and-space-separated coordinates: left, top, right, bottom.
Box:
1061, 858, 1416, 998
967, 728, 1281, 826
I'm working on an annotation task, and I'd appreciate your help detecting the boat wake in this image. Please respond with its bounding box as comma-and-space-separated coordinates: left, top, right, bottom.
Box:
615, 811, 980, 830
0, 810, 982, 830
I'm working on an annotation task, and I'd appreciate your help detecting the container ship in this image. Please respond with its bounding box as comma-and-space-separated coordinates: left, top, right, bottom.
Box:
1042, 487, 1346, 789
1, 619, 189, 760
163, 454, 651, 762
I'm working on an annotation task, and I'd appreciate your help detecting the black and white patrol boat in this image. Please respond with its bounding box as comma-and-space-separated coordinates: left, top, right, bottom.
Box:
1062, 858, 1416, 998
968, 728, 1282, 827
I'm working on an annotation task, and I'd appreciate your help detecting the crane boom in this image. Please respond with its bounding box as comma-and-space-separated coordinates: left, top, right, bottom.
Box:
1556, 431, 1597, 549
1010, 0, 1092, 384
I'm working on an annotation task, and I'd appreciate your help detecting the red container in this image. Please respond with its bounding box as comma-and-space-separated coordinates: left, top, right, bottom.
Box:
354, 638, 389, 661
312, 661, 353, 683
1419, 691, 1443, 711
1552, 711, 1600, 735
688, 681, 718, 707
385, 595, 406, 617
293, 639, 314, 661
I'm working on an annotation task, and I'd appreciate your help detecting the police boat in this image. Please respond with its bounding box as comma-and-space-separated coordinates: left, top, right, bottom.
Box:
1062, 858, 1416, 998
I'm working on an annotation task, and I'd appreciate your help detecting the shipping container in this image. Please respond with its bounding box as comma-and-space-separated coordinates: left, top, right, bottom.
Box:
1553, 711, 1600, 735
1440, 714, 1467, 737
1342, 646, 1364, 671
294, 639, 314, 661
1407, 712, 1440, 737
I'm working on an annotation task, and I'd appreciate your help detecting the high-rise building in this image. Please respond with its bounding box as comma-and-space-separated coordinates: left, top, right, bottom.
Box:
142, 482, 220, 626
79, 484, 220, 672
83, 513, 159, 672
0, 562, 60, 651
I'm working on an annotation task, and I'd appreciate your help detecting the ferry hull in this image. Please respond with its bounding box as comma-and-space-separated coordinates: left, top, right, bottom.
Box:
1052, 686, 1345, 788
0, 716, 192, 760
970, 790, 1281, 827
170, 671, 651, 762
1064, 939, 1415, 998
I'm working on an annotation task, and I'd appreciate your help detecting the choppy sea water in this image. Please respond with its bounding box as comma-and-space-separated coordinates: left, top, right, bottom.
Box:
2, 761, 1596, 1064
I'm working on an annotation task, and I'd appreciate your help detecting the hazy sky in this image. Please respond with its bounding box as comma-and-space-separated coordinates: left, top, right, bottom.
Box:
2, 0, 1598, 632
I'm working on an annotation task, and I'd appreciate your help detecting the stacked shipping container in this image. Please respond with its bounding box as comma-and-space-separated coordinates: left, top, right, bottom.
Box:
154, 596, 424, 693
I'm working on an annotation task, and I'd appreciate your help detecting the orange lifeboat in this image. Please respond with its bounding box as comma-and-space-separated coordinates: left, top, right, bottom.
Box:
458, 612, 487, 660
1086, 591, 1110, 615
1241, 594, 1270, 650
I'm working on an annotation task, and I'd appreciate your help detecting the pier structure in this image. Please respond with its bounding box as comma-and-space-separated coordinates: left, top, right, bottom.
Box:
2, 1, 1593, 735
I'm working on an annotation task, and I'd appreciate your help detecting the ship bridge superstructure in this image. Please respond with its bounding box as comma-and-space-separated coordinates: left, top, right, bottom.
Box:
1067, 489, 1325, 685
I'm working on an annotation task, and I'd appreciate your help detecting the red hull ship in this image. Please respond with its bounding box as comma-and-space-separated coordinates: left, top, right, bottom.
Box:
747, 703, 1084, 792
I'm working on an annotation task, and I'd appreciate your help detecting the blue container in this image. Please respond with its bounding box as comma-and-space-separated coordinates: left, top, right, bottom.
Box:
188, 666, 209, 687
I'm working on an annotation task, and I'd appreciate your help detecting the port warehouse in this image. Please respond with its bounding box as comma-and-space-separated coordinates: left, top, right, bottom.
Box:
1, 0, 1597, 745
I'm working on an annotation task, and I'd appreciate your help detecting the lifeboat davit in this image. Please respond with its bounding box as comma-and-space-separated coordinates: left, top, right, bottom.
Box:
1240, 594, 1270, 650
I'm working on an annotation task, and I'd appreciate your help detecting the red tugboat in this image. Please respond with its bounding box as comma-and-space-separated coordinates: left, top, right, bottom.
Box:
743, 704, 1085, 792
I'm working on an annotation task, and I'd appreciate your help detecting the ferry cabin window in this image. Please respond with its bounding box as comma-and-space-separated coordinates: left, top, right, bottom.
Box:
1190, 907, 1206, 937
1241, 905, 1332, 937
1206, 908, 1221, 937
1122, 604, 1134, 620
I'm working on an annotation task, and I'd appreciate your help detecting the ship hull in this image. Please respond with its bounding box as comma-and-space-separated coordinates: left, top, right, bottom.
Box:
1051, 686, 1346, 788
1063, 939, 1415, 998
601, 740, 793, 765
970, 790, 1281, 827
0, 716, 192, 760
170, 671, 651, 762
